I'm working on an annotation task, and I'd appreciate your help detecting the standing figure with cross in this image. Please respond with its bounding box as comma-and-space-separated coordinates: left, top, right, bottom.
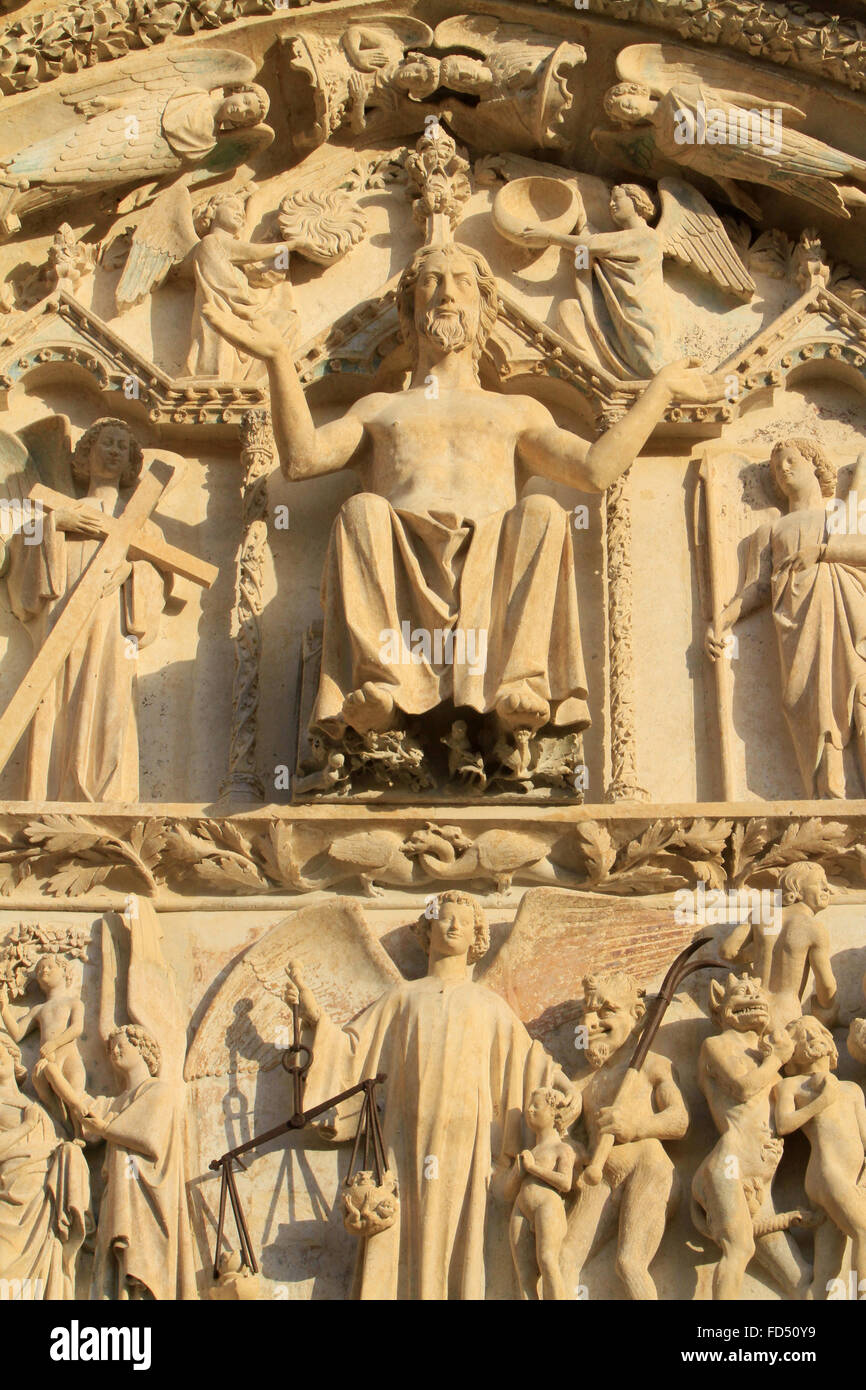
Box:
0, 417, 216, 801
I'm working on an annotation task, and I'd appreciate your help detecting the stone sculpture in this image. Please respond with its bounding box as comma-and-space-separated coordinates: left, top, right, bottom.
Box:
206, 133, 721, 781
776, 1016, 866, 1299
42, 900, 195, 1300
0, 1031, 91, 1299
706, 440, 866, 799
691, 974, 811, 1300
718, 862, 838, 1027
498, 176, 753, 378
596, 43, 866, 220
284, 890, 575, 1300
0, 418, 215, 800
505, 1086, 575, 1300
0, 953, 85, 1126
0, 0, 866, 1313
562, 971, 688, 1301
0, 48, 272, 237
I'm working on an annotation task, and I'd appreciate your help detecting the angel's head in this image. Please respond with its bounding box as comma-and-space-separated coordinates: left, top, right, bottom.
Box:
393, 53, 441, 99
216, 84, 269, 129
195, 190, 250, 238
610, 183, 657, 227
769, 437, 836, 507
72, 418, 143, 490
108, 1024, 161, 1078
0, 1032, 26, 1087
411, 890, 489, 965
603, 81, 656, 126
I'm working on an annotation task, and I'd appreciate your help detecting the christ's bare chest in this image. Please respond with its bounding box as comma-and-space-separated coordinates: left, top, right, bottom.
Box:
362, 392, 523, 517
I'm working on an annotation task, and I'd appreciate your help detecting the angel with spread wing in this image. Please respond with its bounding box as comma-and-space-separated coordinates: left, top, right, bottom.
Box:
117, 182, 367, 378
595, 43, 866, 220
0, 47, 272, 239
509, 177, 753, 379
0, 417, 172, 800
42, 899, 196, 1300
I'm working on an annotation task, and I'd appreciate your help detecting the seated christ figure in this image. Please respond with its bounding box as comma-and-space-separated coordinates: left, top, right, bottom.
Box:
206, 236, 717, 741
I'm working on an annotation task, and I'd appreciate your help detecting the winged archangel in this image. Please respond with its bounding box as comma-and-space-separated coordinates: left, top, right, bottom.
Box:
0, 47, 273, 239
594, 42, 866, 221
495, 174, 754, 379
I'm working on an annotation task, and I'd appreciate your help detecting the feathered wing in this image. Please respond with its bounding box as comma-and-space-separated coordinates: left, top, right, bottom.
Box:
59, 46, 260, 108
657, 177, 755, 299
116, 182, 198, 308
0, 429, 41, 519
614, 40, 813, 112
434, 13, 558, 57
5, 99, 171, 188
184, 900, 401, 1081
344, 14, 434, 54
18, 417, 74, 496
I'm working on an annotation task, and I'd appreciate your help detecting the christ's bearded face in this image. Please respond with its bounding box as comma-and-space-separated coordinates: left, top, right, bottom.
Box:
413, 249, 481, 356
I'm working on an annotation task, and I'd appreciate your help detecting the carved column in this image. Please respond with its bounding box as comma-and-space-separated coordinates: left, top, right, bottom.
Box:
604, 455, 648, 804
222, 409, 273, 803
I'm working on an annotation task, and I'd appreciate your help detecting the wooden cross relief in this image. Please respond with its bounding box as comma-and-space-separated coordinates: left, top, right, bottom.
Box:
0, 460, 218, 778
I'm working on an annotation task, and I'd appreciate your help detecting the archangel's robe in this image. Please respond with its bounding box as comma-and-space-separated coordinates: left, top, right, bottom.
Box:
766, 507, 866, 793
86, 1076, 196, 1302
3, 508, 167, 801
306, 973, 552, 1300
311, 491, 590, 736
558, 226, 670, 379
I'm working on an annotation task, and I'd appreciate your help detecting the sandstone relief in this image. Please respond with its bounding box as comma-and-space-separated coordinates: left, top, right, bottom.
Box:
1, 0, 866, 1314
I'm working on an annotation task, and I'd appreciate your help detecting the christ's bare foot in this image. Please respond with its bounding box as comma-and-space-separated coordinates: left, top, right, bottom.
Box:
342, 683, 396, 733
495, 684, 550, 733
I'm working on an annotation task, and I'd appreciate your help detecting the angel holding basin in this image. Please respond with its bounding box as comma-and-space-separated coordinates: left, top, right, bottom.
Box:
496, 175, 753, 379
706, 441, 866, 799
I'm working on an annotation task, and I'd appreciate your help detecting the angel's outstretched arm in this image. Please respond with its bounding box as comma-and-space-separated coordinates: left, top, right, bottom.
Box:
719, 537, 773, 626
227, 238, 288, 267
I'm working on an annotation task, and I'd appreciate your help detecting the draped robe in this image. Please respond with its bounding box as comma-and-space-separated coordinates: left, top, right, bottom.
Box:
0, 1096, 90, 1299
767, 507, 866, 791
86, 1077, 196, 1301
4, 509, 167, 801
307, 974, 552, 1300
558, 226, 669, 379
312, 491, 590, 736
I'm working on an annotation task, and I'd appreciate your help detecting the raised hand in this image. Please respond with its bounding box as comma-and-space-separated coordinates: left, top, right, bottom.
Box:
656, 357, 726, 404
201, 304, 287, 362
284, 958, 321, 1026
